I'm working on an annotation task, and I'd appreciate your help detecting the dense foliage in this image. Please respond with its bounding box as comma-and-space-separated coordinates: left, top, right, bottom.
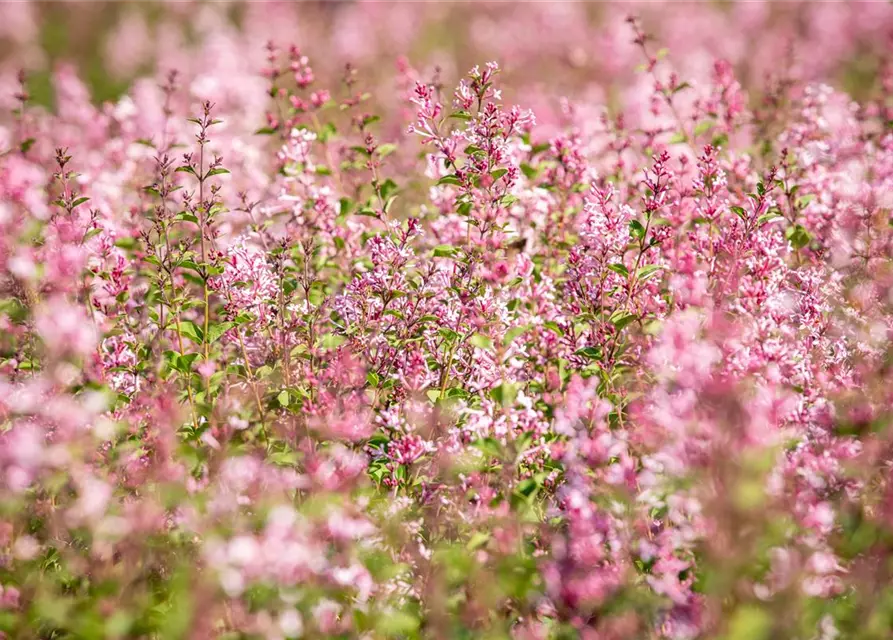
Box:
2, 2, 893, 638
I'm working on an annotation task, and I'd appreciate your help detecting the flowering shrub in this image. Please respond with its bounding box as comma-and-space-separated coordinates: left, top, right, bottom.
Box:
2, 2, 893, 638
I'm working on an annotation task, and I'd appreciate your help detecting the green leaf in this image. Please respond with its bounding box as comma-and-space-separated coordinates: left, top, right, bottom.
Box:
490, 382, 519, 407
503, 324, 530, 346
467, 532, 490, 551
796, 194, 815, 210
256, 365, 273, 379
380, 178, 398, 200
786, 223, 811, 250
178, 259, 202, 274
350, 145, 372, 158
318, 122, 337, 143
206, 322, 235, 344
178, 320, 203, 345
338, 197, 354, 216
729, 205, 748, 220
668, 131, 687, 144
609, 310, 637, 332
205, 168, 230, 178
376, 143, 397, 158
515, 477, 539, 498
270, 450, 299, 466
82, 227, 103, 241
543, 320, 564, 336
433, 244, 457, 258
607, 263, 629, 277
105, 611, 133, 637
629, 219, 646, 239
175, 166, 198, 178
474, 437, 503, 459
530, 142, 551, 154
756, 211, 782, 227
726, 605, 772, 640
376, 611, 420, 635
158, 568, 193, 640
636, 264, 662, 281
693, 120, 716, 136
175, 212, 199, 224
437, 174, 462, 186
318, 333, 346, 349
469, 334, 493, 350
575, 346, 601, 359
445, 387, 469, 400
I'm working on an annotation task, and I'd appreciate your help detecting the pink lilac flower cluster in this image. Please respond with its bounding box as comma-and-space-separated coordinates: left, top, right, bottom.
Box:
2, 2, 893, 639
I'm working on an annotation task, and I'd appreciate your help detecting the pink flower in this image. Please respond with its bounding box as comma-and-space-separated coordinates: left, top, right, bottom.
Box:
34, 298, 98, 359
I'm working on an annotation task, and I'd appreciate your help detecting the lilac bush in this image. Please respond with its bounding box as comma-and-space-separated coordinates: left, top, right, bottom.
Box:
1, 2, 893, 638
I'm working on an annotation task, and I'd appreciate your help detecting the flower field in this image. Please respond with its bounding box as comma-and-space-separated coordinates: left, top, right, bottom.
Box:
2, 2, 893, 638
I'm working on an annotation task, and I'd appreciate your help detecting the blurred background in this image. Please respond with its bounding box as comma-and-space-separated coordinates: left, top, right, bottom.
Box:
0, 1, 890, 115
